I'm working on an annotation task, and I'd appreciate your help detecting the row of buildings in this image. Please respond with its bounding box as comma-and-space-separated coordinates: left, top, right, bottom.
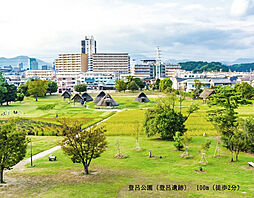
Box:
2, 36, 254, 93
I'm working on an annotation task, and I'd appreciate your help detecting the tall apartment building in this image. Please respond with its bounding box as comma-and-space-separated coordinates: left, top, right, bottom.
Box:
81, 36, 96, 72
165, 64, 181, 77
92, 53, 130, 74
29, 58, 38, 70
54, 54, 88, 73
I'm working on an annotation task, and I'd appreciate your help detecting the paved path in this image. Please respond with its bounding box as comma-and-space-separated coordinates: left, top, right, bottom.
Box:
8, 111, 121, 172
9, 146, 61, 172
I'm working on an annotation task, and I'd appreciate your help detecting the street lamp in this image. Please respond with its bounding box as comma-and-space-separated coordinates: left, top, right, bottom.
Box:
30, 137, 34, 167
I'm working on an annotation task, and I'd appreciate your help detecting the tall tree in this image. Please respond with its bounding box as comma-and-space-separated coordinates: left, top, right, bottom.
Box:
74, 83, 87, 94
115, 80, 127, 92
234, 82, 254, 100
208, 86, 248, 162
17, 83, 29, 96
192, 79, 204, 99
159, 78, 173, 92
144, 95, 198, 140
0, 73, 7, 105
133, 78, 145, 90
3, 83, 17, 105
47, 81, 58, 95
60, 120, 107, 175
28, 79, 48, 101
0, 120, 28, 183
128, 81, 139, 92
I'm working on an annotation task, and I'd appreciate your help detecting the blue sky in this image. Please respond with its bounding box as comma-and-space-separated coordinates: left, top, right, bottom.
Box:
0, 0, 254, 63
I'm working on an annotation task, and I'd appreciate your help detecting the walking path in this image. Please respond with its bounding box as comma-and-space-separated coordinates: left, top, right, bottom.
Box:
8, 110, 121, 172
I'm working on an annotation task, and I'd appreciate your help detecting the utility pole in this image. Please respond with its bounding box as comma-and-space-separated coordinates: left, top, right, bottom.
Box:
30, 137, 34, 167
156, 47, 161, 79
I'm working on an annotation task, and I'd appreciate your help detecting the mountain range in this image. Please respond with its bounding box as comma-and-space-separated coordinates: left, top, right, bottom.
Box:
0, 56, 50, 69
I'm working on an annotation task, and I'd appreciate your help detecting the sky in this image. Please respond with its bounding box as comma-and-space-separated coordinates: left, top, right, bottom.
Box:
0, 0, 254, 63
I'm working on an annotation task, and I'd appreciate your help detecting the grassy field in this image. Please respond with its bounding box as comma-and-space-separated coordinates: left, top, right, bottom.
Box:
4, 136, 254, 198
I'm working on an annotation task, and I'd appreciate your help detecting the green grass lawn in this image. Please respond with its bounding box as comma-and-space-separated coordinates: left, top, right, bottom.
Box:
5, 136, 254, 197
25, 136, 63, 158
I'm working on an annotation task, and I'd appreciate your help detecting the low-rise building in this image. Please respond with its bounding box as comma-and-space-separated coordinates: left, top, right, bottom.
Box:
25, 70, 54, 80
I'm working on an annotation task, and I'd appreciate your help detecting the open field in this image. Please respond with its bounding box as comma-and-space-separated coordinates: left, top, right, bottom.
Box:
3, 136, 254, 198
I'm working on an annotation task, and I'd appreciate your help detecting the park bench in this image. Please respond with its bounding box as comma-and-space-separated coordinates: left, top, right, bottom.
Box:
49, 154, 57, 161
248, 162, 254, 167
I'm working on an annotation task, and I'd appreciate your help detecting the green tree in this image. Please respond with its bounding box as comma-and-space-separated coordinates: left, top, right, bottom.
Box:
241, 118, 254, 153
60, 120, 107, 175
0, 73, 7, 105
17, 83, 29, 96
159, 78, 173, 92
133, 78, 145, 90
144, 96, 199, 140
3, 83, 17, 105
208, 86, 248, 162
192, 79, 203, 99
47, 81, 58, 95
28, 79, 48, 101
173, 132, 184, 151
74, 83, 87, 94
234, 82, 254, 99
0, 120, 28, 183
16, 93, 24, 102
128, 81, 139, 92
152, 79, 160, 90
115, 80, 127, 92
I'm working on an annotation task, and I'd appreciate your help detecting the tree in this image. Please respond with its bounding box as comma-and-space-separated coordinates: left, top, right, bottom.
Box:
28, 79, 48, 101
159, 78, 173, 92
0, 73, 7, 105
115, 80, 127, 92
128, 81, 139, 92
182, 134, 192, 156
152, 79, 160, 90
133, 78, 145, 90
192, 79, 203, 99
17, 83, 29, 96
234, 82, 254, 100
208, 86, 248, 162
173, 132, 184, 151
1, 83, 17, 106
47, 81, 58, 95
0, 120, 28, 183
60, 120, 107, 175
144, 95, 199, 140
200, 139, 211, 164
74, 83, 87, 94
16, 93, 24, 102
241, 117, 254, 153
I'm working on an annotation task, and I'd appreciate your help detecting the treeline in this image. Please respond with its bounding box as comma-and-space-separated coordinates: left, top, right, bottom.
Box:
0, 72, 58, 105
179, 61, 254, 73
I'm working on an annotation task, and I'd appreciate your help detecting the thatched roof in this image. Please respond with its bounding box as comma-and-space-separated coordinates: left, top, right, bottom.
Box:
61, 91, 72, 98
134, 92, 150, 103
81, 92, 93, 102
199, 89, 214, 100
96, 94, 119, 107
71, 94, 83, 103
93, 91, 106, 103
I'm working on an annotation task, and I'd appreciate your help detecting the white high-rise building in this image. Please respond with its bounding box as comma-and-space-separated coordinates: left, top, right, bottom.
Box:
81, 36, 97, 72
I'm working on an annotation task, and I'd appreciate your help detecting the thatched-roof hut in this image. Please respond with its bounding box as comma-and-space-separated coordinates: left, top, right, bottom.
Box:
93, 91, 106, 103
81, 92, 93, 102
134, 92, 150, 103
96, 94, 119, 107
61, 91, 72, 100
71, 94, 84, 105
199, 89, 214, 100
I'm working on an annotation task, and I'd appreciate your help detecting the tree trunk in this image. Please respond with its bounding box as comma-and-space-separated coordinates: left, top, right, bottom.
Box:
236, 151, 239, 161
6, 101, 8, 106
0, 167, 4, 183
35, 96, 38, 101
231, 152, 234, 162
83, 163, 89, 175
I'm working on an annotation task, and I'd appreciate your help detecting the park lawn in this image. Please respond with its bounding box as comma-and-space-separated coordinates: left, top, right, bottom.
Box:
25, 136, 63, 158
5, 136, 254, 198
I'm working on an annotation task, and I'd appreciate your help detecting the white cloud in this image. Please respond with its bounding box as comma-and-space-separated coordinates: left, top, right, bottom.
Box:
231, 0, 254, 17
